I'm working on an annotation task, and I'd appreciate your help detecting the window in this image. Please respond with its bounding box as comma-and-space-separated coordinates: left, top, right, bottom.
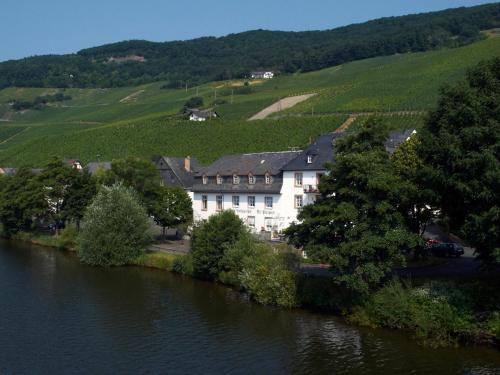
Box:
265, 173, 272, 184
295, 195, 303, 208
202, 195, 208, 211
232, 195, 240, 208
307, 155, 313, 164
248, 196, 256, 208
265, 217, 273, 232
294, 172, 303, 187
265, 196, 273, 209
248, 173, 255, 185
233, 174, 240, 185
202, 175, 208, 185
216, 195, 223, 211
216, 174, 223, 185
247, 216, 255, 228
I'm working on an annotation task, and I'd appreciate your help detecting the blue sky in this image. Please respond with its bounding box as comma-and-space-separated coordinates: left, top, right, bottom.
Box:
0, 0, 495, 61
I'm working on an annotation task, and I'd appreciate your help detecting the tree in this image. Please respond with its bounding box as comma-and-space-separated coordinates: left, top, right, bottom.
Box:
391, 135, 434, 236
153, 186, 193, 238
107, 158, 160, 214
191, 210, 248, 280
78, 184, 152, 266
418, 58, 500, 264
37, 158, 79, 234
183, 96, 203, 109
61, 170, 97, 230
0, 168, 47, 236
286, 119, 419, 296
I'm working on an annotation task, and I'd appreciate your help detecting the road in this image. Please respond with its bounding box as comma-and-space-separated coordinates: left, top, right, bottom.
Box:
248, 93, 316, 120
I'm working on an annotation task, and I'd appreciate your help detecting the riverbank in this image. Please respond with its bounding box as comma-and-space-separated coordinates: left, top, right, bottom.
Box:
4, 231, 500, 349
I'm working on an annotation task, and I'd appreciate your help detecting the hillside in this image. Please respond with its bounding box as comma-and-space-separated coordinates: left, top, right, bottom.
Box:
0, 37, 498, 167
0, 3, 499, 89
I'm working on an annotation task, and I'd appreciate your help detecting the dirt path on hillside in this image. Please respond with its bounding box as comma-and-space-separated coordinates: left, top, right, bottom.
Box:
249, 93, 317, 120
335, 114, 358, 133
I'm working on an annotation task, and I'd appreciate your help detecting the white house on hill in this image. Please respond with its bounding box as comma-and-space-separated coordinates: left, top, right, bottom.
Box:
251, 71, 274, 79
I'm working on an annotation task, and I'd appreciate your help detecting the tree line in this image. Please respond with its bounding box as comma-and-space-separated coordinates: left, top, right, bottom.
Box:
0, 3, 498, 89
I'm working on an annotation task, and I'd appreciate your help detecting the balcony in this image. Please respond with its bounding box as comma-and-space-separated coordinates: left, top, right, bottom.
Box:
303, 184, 319, 193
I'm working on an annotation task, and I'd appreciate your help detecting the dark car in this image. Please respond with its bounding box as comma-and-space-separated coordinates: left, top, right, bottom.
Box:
431, 243, 465, 258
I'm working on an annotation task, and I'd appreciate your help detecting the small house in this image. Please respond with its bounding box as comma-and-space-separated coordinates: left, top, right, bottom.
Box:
251, 71, 274, 80
188, 109, 220, 122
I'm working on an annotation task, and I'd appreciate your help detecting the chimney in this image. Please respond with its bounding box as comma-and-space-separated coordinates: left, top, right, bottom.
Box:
184, 156, 191, 172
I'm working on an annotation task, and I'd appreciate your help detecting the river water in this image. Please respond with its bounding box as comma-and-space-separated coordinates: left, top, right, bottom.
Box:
0, 239, 499, 375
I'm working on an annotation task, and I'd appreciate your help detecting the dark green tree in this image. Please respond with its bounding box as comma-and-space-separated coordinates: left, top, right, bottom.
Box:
61, 170, 97, 230
191, 210, 248, 280
78, 184, 151, 266
153, 186, 193, 239
419, 58, 500, 264
0, 168, 47, 236
107, 158, 161, 213
37, 158, 79, 234
286, 119, 419, 296
391, 135, 434, 236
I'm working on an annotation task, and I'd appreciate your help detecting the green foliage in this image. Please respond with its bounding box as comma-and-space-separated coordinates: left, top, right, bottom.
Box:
286, 118, 419, 296
153, 186, 193, 235
172, 253, 194, 276
106, 158, 160, 213
78, 184, 152, 266
0, 3, 497, 88
418, 57, 500, 264
349, 280, 477, 347
486, 312, 500, 340
238, 243, 299, 308
61, 169, 97, 229
0, 168, 47, 236
191, 210, 247, 279
391, 135, 434, 235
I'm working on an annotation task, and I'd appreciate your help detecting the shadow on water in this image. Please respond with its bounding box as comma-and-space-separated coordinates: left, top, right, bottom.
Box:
0, 239, 499, 375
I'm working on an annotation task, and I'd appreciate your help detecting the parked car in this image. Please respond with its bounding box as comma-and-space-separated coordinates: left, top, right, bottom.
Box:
430, 243, 465, 257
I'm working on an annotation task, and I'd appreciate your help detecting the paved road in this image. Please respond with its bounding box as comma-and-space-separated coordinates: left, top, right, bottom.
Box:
248, 94, 317, 120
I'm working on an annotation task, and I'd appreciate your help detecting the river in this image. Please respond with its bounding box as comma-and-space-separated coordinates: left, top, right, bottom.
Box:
0, 239, 499, 374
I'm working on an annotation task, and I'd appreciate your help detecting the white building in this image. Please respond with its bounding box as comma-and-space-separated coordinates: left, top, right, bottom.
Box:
251, 71, 274, 80
156, 130, 415, 238
188, 109, 219, 122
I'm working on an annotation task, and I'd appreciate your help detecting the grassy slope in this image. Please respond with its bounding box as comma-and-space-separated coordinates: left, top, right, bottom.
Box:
0, 116, 347, 166
0, 37, 497, 167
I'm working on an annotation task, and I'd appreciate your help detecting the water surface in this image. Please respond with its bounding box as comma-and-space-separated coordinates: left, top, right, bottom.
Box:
0, 240, 499, 374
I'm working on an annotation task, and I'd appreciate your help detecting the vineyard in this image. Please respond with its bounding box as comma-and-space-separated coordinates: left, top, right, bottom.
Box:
0, 37, 497, 166
0, 116, 349, 167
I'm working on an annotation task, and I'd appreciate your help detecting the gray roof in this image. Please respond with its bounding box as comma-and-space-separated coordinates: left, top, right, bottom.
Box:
282, 133, 345, 171
192, 181, 284, 194
189, 109, 219, 119
384, 129, 416, 154
157, 156, 200, 189
199, 151, 301, 177
86, 162, 112, 175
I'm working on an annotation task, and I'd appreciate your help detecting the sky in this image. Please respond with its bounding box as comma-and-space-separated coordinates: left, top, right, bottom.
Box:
0, 0, 496, 62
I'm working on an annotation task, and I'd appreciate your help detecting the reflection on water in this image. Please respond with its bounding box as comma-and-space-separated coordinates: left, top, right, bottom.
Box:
0, 239, 499, 375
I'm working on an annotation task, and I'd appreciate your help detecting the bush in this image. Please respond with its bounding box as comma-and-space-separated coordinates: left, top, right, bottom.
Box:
486, 312, 500, 340
134, 251, 182, 270
349, 280, 477, 346
78, 184, 152, 266
183, 96, 204, 109
172, 254, 194, 276
191, 210, 247, 279
238, 244, 299, 308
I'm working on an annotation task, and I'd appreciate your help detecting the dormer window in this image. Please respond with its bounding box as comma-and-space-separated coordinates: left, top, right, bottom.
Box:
202, 175, 208, 185
307, 155, 313, 164
265, 173, 272, 185
248, 173, 255, 185
216, 174, 223, 185
233, 174, 240, 185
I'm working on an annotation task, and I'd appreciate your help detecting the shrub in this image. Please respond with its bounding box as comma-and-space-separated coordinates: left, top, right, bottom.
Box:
78, 184, 152, 266
349, 280, 477, 347
172, 254, 194, 276
238, 243, 299, 308
191, 210, 247, 279
486, 312, 500, 341
134, 251, 182, 270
